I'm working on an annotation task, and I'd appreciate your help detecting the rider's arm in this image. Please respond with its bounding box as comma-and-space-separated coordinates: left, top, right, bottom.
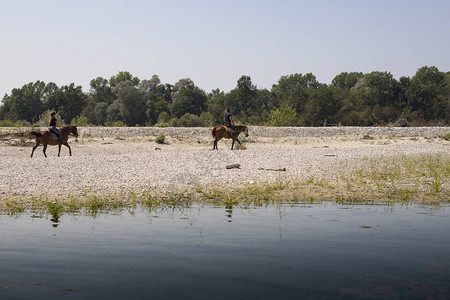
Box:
56, 120, 62, 127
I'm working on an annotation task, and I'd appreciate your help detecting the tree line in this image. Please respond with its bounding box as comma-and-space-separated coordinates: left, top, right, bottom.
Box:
0, 66, 448, 127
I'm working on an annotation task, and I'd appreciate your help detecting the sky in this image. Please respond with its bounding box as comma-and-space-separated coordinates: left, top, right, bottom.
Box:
1, 0, 449, 98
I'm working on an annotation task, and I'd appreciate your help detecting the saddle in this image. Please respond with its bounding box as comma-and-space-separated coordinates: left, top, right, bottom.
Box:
48, 131, 59, 140
223, 125, 234, 133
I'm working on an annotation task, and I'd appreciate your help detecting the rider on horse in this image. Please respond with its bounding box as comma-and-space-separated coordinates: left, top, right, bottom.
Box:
49, 112, 62, 144
224, 108, 236, 139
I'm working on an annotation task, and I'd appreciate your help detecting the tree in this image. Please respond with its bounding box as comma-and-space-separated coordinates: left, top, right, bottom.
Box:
94, 102, 109, 125
304, 85, 341, 126
331, 72, 364, 89
407, 66, 447, 121
109, 71, 140, 88
90, 77, 114, 105
271, 73, 319, 114
147, 93, 170, 125
139, 75, 161, 97
170, 79, 207, 118
81, 97, 97, 125
0, 81, 48, 123
207, 88, 226, 125
361, 71, 399, 107
266, 104, 298, 126
106, 100, 121, 122
172, 78, 195, 92
54, 83, 87, 123
224, 75, 259, 119
117, 86, 147, 126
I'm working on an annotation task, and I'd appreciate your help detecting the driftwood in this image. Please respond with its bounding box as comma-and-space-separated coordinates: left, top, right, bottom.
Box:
393, 118, 409, 127
226, 164, 241, 169
257, 167, 286, 171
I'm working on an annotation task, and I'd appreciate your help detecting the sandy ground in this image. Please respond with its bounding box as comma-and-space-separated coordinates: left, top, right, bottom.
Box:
0, 126, 448, 205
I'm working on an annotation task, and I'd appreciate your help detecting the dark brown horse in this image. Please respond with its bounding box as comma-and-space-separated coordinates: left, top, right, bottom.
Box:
30, 125, 78, 157
212, 125, 248, 150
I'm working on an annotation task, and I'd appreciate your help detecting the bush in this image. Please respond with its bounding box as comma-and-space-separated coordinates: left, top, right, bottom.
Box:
104, 121, 126, 127
71, 115, 88, 126
169, 113, 203, 127
154, 122, 169, 128
157, 111, 170, 124
266, 104, 298, 126
0, 119, 16, 127
155, 134, 166, 144
34, 110, 63, 127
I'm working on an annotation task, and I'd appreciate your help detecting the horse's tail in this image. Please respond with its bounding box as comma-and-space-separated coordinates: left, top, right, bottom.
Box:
211, 126, 217, 139
30, 131, 42, 137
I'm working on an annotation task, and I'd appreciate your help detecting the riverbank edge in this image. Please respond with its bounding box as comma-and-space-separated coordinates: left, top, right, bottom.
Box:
1, 126, 448, 213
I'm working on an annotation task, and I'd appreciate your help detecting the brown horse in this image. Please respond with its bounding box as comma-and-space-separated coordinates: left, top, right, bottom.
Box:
30, 125, 79, 157
212, 125, 248, 150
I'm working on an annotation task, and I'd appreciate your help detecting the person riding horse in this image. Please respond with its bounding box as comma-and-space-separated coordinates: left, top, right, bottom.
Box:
224, 108, 236, 139
49, 112, 62, 144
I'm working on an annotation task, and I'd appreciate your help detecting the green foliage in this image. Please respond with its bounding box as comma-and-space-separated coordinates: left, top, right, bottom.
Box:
90, 77, 114, 104
1, 66, 448, 127
0, 119, 31, 127
54, 83, 87, 123
331, 72, 364, 89
117, 86, 147, 126
0, 119, 15, 127
71, 115, 88, 126
104, 120, 126, 127
441, 133, 450, 141
93, 102, 109, 125
266, 104, 298, 126
304, 85, 341, 126
34, 110, 63, 127
170, 82, 207, 118
109, 71, 140, 88
169, 113, 203, 127
155, 133, 166, 144
272, 73, 319, 115
407, 66, 447, 121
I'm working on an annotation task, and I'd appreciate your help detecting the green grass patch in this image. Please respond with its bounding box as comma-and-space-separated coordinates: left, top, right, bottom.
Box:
155, 134, 166, 144
1, 153, 448, 216
441, 132, 450, 141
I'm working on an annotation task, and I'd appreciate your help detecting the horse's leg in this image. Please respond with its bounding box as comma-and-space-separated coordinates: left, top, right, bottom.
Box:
63, 142, 71, 156
31, 140, 40, 157
213, 136, 220, 150
58, 143, 62, 157
43, 144, 48, 158
231, 139, 235, 150
236, 138, 241, 149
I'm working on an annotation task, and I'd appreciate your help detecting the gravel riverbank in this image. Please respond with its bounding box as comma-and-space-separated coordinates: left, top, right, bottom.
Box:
1, 126, 448, 206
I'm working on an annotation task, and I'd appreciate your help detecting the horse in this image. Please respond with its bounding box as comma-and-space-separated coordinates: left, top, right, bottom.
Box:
30, 125, 79, 157
211, 125, 248, 150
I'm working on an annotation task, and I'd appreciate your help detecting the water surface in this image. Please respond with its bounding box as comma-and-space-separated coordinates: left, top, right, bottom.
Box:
1, 203, 449, 299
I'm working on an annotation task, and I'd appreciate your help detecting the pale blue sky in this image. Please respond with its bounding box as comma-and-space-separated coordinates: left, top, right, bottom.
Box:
1, 0, 449, 98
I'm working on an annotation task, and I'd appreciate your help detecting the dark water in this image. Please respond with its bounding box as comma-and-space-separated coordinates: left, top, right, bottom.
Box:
1, 203, 449, 300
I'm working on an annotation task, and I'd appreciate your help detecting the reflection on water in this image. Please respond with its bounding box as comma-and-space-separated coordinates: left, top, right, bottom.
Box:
50, 212, 60, 227
1, 203, 449, 300
225, 204, 233, 222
